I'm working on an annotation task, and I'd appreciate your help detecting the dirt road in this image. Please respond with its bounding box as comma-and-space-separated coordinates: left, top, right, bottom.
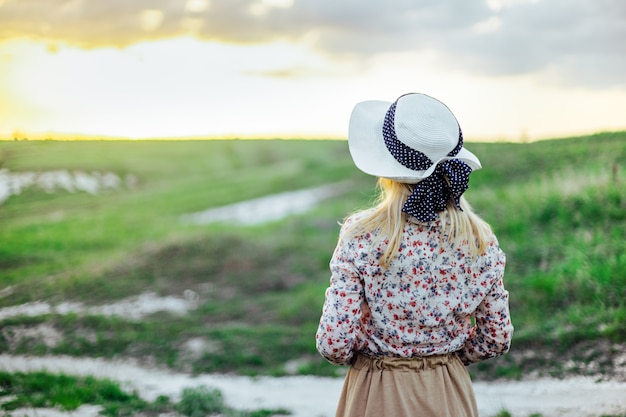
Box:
1, 354, 625, 417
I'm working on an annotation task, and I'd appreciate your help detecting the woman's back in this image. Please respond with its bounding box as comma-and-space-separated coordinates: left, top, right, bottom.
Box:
317, 211, 511, 365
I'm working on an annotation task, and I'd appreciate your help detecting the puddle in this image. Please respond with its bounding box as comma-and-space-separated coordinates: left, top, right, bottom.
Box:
0, 291, 199, 321
0, 169, 136, 204
180, 181, 351, 226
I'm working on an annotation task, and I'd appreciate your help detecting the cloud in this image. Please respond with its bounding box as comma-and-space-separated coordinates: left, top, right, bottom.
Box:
0, 0, 624, 87
443, 0, 626, 87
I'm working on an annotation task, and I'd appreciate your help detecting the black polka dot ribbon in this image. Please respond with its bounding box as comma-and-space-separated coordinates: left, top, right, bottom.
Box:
382, 99, 472, 222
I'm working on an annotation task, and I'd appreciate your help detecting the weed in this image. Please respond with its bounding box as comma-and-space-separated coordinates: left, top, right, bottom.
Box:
175, 385, 290, 417
175, 385, 225, 416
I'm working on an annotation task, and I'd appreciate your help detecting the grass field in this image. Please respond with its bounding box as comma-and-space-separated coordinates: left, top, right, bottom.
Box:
1, 133, 625, 386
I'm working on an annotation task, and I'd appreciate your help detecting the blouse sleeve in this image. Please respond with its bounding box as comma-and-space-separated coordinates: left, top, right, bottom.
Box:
458, 240, 514, 365
315, 230, 365, 366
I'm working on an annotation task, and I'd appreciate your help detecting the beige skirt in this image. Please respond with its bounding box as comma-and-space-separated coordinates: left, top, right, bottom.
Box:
335, 353, 478, 417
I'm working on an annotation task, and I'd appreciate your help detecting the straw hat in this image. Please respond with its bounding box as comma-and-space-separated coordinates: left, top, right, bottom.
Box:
348, 93, 481, 183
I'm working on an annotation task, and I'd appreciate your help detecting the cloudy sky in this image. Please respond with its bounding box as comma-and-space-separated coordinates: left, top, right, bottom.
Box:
0, 0, 625, 141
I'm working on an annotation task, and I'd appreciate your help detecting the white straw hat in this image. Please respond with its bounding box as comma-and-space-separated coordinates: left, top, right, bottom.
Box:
348, 93, 481, 183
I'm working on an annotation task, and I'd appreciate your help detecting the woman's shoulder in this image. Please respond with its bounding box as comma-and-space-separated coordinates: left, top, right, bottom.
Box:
342, 208, 377, 227
338, 208, 379, 241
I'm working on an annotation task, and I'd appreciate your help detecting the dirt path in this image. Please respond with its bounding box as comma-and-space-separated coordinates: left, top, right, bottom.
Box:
1, 354, 625, 417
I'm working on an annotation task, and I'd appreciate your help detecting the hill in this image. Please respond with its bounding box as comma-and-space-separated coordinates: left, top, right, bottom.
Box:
0, 133, 625, 381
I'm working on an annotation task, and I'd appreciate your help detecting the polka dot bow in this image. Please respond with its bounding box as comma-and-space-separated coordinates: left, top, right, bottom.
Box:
382, 99, 473, 222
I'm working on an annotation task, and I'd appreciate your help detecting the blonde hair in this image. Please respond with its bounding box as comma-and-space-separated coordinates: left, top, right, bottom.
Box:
342, 178, 493, 268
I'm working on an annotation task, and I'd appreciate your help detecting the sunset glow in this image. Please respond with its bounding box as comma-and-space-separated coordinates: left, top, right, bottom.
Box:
1, 0, 625, 141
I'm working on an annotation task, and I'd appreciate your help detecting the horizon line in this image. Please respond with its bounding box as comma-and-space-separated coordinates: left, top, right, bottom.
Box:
1, 129, 624, 144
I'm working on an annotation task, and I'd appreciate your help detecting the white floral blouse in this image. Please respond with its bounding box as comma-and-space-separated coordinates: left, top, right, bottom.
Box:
316, 211, 513, 366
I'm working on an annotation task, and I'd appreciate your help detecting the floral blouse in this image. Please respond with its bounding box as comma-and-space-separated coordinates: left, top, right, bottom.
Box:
316, 211, 513, 366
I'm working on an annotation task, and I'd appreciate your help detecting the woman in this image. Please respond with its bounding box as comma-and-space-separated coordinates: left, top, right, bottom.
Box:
316, 93, 513, 417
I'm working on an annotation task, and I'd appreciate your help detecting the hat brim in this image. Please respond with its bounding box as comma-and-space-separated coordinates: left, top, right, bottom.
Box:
348, 99, 482, 184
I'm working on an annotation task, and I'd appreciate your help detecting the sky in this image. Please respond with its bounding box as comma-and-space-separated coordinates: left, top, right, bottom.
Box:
0, 0, 625, 141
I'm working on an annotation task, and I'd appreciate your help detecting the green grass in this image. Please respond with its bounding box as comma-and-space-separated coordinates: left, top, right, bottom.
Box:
0, 371, 290, 417
0, 139, 359, 294
0, 371, 169, 416
175, 385, 290, 417
1, 133, 626, 382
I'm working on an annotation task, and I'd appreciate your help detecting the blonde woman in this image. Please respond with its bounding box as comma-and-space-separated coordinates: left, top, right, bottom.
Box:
316, 93, 513, 417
